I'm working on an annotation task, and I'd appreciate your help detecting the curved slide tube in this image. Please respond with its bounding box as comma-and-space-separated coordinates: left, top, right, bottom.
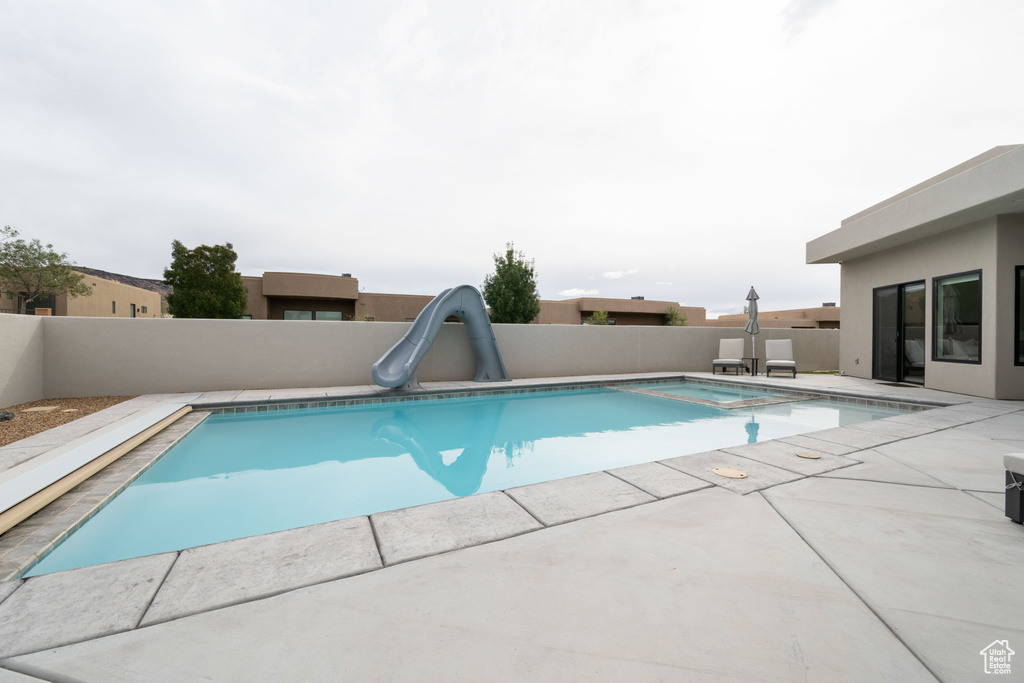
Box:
372, 285, 511, 390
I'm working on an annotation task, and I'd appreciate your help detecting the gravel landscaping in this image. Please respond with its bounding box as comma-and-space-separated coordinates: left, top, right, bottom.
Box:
0, 396, 136, 448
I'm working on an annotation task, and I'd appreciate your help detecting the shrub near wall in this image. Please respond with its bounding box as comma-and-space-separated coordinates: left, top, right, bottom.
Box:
19, 318, 839, 399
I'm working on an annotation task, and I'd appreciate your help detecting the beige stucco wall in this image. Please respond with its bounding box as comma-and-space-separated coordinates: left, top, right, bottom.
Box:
23, 318, 837, 399
705, 318, 839, 330
241, 276, 267, 319
995, 215, 1024, 399
356, 293, 436, 322
57, 276, 161, 318
711, 307, 840, 329
535, 300, 581, 325
838, 217, 1023, 399
0, 315, 43, 408
261, 272, 358, 300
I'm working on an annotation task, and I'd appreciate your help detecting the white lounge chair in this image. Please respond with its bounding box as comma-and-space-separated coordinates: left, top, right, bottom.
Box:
904, 338, 926, 372
765, 339, 796, 378
712, 338, 747, 375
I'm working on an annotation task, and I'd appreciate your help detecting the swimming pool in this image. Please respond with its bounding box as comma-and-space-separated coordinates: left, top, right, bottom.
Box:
25, 385, 909, 576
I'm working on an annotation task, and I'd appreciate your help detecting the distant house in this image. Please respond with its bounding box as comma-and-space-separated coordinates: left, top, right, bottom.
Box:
1, 269, 163, 318
535, 296, 706, 326
807, 145, 1024, 399
241, 272, 707, 326
708, 304, 839, 330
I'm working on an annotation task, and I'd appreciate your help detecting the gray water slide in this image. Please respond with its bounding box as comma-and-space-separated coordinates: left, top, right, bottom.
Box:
371, 285, 511, 390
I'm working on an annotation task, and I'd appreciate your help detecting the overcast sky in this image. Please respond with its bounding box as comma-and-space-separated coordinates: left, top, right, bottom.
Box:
2, 1, 1022, 317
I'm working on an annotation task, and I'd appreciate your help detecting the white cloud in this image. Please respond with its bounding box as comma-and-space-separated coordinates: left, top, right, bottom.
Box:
557, 288, 599, 298
706, 309, 743, 320
601, 269, 639, 280
1, 0, 1020, 315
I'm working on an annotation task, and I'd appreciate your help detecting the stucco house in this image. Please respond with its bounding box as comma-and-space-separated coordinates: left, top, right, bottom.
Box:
807, 145, 1024, 399
241, 272, 707, 326
2, 269, 162, 319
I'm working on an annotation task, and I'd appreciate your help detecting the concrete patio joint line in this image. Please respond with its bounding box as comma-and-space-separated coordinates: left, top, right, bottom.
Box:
498, 490, 547, 528
134, 551, 180, 630
366, 515, 386, 567
818, 474, 955, 490
758, 489, 944, 682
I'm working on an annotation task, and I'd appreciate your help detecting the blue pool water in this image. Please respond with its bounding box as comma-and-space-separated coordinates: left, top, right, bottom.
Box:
26, 386, 908, 576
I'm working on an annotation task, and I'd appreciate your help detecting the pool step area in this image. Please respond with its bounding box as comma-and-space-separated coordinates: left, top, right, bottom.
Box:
0, 410, 209, 582
0, 395, 203, 577
606, 384, 812, 410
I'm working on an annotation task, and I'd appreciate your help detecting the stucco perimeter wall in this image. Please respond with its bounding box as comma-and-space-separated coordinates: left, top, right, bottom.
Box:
34, 318, 838, 398
838, 217, 1009, 398
0, 315, 44, 407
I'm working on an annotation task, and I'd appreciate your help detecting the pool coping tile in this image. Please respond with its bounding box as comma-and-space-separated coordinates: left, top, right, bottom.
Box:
800, 426, 902, 450
720, 440, 860, 476
659, 450, 806, 494
140, 516, 382, 627
606, 462, 714, 499
777, 434, 862, 456
882, 409, 982, 429
371, 491, 542, 566
504, 471, 657, 526
0, 552, 177, 659
841, 419, 939, 439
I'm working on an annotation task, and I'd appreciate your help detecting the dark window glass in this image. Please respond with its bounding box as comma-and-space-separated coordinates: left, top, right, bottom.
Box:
873, 285, 898, 380
933, 271, 981, 363
315, 311, 344, 321
1016, 266, 1023, 366
283, 310, 312, 321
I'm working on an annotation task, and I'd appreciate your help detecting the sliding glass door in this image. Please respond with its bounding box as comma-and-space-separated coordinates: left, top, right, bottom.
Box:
873, 281, 925, 383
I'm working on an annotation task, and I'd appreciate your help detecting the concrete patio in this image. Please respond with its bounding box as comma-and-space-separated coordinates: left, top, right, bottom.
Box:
0, 373, 1021, 682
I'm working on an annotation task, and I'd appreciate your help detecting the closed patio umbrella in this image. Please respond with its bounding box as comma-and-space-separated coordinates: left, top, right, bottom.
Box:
745, 412, 759, 444
745, 287, 759, 364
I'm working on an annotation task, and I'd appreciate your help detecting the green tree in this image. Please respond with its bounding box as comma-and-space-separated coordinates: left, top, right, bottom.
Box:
0, 225, 92, 313
163, 240, 248, 318
482, 242, 541, 324
584, 309, 610, 325
664, 305, 688, 326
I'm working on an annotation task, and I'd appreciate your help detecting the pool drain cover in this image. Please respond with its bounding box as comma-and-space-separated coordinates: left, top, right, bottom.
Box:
796, 452, 821, 459
712, 467, 747, 479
